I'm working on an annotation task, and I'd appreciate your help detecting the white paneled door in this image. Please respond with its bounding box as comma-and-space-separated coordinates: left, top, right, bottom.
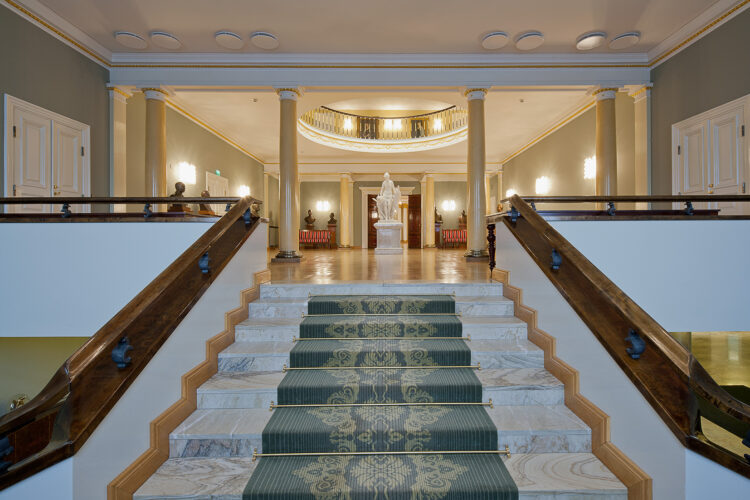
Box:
205, 171, 229, 215
673, 96, 747, 215
4, 95, 90, 213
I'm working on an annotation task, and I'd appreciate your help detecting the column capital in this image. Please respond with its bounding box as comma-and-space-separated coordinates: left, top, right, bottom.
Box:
590, 86, 620, 101
276, 87, 302, 100
139, 87, 170, 101
628, 84, 653, 103
464, 88, 488, 100
107, 86, 132, 103
339, 172, 353, 181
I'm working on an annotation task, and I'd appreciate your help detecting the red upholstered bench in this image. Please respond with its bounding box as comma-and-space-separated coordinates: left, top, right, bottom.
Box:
442, 229, 467, 248
299, 230, 332, 248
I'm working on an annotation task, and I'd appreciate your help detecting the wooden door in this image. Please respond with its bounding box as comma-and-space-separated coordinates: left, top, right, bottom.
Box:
709, 106, 744, 214
408, 194, 421, 248
11, 106, 51, 212
367, 194, 378, 248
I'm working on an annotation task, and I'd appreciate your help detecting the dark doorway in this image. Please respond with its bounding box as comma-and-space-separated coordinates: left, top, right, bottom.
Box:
367, 194, 378, 248
408, 194, 421, 248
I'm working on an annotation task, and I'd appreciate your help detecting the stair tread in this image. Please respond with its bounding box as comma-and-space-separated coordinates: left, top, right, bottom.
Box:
171, 409, 272, 439
479, 368, 563, 389
237, 317, 302, 327
487, 405, 589, 433
199, 371, 284, 393
220, 341, 294, 357
507, 453, 627, 495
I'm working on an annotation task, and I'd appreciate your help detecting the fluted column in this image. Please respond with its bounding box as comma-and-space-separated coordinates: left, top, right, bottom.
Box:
630, 85, 652, 209
465, 88, 488, 259
594, 88, 618, 197
496, 170, 503, 212
339, 173, 352, 248
274, 88, 301, 261
424, 174, 435, 248
142, 88, 168, 198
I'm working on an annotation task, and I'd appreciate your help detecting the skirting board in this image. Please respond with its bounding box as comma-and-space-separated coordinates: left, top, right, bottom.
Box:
107, 269, 272, 500
492, 268, 652, 500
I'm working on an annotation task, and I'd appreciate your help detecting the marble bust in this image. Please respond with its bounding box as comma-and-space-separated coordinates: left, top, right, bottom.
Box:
328, 213, 337, 225
304, 209, 316, 227
375, 172, 401, 221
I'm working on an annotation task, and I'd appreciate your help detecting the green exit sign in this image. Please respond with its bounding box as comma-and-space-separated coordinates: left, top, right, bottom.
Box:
215, 169, 221, 176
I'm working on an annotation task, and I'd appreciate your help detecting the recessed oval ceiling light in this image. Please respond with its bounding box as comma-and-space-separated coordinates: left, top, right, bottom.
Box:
609, 31, 641, 50
576, 31, 607, 51
150, 31, 182, 50
215, 31, 244, 50
481, 32, 509, 50
515, 31, 544, 51
250, 31, 279, 50
114, 31, 147, 49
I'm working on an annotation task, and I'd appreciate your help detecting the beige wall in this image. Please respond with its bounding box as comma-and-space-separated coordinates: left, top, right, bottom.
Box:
0, 337, 87, 417
503, 93, 635, 210
434, 181, 467, 229
299, 181, 341, 243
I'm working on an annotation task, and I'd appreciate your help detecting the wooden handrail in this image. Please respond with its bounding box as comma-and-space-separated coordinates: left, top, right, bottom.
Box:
495, 194, 750, 207
488, 195, 750, 478
0, 196, 252, 204
0, 197, 262, 489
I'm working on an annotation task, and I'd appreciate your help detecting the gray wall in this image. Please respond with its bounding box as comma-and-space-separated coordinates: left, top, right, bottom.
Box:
0, 7, 110, 196
126, 93, 265, 206
434, 181, 467, 229
353, 180, 421, 247
651, 9, 750, 195
299, 181, 341, 244
503, 93, 635, 210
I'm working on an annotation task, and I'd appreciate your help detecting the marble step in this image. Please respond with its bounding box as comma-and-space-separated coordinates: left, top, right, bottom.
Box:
197, 367, 562, 409
260, 281, 503, 299
488, 405, 591, 454
218, 341, 293, 372
169, 409, 272, 458
480, 368, 564, 406
198, 371, 284, 409
247, 295, 514, 319
133, 454, 626, 500
217, 338, 543, 373
234, 315, 528, 343
507, 453, 628, 499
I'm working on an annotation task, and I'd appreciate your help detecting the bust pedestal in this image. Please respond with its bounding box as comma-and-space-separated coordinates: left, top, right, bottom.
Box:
374, 221, 403, 254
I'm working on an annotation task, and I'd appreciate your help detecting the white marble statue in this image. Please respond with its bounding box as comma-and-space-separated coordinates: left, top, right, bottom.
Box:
375, 172, 401, 221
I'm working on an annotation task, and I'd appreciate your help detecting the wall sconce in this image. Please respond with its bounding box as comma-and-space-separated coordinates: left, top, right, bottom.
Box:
584, 156, 596, 179
237, 185, 250, 197
535, 176, 551, 195
441, 199, 456, 211
505, 188, 517, 198
176, 162, 196, 185
316, 200, 331, 212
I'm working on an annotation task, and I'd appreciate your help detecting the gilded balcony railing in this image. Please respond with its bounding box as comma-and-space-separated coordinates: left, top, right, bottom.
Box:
299, 106, 468, 141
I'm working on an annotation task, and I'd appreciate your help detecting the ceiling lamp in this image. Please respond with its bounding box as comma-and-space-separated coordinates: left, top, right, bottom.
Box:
215, 31, 244, 50
250, 31, 279, 50
114, 31, 147, 49
609, 32, 641, 50
481, 32, 509, 50
576, 32, 606, 51
515, 31, 544, 51
150, 31, 182, 50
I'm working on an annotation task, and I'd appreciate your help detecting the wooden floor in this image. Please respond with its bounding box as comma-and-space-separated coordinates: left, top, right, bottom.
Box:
269, 247, 489, 283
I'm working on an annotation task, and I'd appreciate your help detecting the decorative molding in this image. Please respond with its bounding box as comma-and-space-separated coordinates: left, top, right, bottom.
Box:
648, 0, 750, 67
491, 268, 653, 500
500, 99, 595, 165
107, 268, 272, 500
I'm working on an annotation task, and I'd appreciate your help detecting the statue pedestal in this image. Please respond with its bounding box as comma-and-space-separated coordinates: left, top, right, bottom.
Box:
374, 221, 403, 255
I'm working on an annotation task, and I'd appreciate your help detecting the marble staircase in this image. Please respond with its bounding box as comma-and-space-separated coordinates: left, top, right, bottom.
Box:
134, 282, 627, 499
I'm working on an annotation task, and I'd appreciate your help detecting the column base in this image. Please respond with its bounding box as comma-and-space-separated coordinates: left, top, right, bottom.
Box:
464, 249, 489, 261
338, 245, 352, 249
271, 250, 303, 263
424, 244, 437, 249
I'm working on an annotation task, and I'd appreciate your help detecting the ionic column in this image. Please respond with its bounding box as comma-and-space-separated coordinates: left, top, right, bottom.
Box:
273, 88, 301, 261
424, 174, 435, 248
339, 173, 352, 248
142, 87, 168, 198
594, 87, 618, 197
630, 85, 652, 209
465, 88, 488, 258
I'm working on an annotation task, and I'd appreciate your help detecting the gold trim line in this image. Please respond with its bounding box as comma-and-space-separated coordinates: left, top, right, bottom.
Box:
282, 363, 481, 372
269, 399, 493, 410
292, 336, 471, 341
252, 446, 510, 462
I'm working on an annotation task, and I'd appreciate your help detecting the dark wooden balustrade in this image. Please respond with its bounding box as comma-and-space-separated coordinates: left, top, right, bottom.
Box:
487, 194, 750, 478
0, 196, 263, 490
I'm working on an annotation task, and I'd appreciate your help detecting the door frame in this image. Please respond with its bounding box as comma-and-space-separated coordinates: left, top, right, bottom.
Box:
359, 186, 415, 249
4, 93, 91, 200
671, 93, 749, 209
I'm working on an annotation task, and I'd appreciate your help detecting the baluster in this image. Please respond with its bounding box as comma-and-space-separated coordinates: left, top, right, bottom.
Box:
143, 203, 152, 218
487, 223, 496, 276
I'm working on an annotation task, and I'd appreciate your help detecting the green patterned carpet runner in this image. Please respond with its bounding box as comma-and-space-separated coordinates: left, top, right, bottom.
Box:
244, 294, 518, 499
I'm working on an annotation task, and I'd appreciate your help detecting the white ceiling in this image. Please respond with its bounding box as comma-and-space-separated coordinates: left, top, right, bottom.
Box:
36, 0, 721, 54
168, 88, 592, 168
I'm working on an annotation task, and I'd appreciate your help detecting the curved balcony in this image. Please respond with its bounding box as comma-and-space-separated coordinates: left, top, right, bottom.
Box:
298, 106, 468, 153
